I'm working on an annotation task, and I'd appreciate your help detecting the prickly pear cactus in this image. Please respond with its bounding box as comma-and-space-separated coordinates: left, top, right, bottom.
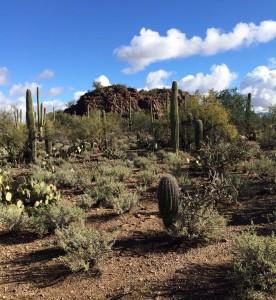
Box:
157, 174, 179, 229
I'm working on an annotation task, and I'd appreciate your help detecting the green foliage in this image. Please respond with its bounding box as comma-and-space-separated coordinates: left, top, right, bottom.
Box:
55, 221, 116, 272
138, 168, 156, 186
30, 201, 85, 237
0, 110, 27, 162
232, 230, 276, 297
216, 88, 248, 134
171, 195, 226, 242
109, 191, 139, 215
157, 175, 179, 230
0, 203, 29, 232
195, 138, 254, 174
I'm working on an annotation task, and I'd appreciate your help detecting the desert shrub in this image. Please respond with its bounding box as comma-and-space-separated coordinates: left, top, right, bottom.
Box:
76, 192, 98, 210
30, 201, 85, 237
133, 156, 152, 169
175, 173, 191, 188
138, 168, 156, 186
96, 164, 132, 182
89, 176, 126, 206
32, 162, 92, 188
156, 149, 169, 161
163, 152, 185, 175
102, 149, 126, 160
0, 110, 27, 162
170, 194, 226, 242
195, 138, 254, 174
55, 221, 116, 272
108, 192, 139, 215
246, 157, 276, 179
232, 230, 276, 298
0, 204, 29, 232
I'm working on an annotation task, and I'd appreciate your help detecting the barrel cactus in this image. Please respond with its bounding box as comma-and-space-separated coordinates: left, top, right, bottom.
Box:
157, 174, 179, 230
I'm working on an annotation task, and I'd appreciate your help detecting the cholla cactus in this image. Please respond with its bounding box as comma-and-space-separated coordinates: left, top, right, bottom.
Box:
157, 174, 179, 229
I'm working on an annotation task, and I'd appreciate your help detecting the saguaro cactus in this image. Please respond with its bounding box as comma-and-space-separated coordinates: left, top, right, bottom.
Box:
245, 93, 252, 137
26, 89, 36, 163
170, 81, 179, 153
157, 175, 179, 230
128, 95, 134, 131
195, 119, 203, 151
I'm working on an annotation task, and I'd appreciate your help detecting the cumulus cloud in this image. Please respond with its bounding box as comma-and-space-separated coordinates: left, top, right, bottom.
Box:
0, 67, 10, 85
0, 91, 13, 110
73, 91, 86, 101
9, 82, 40, 97
144, 70, 172, 90
93, 75, 110, 87
42, 100, 67, 112
36, 69, 55, 80
179, 64, 237, 93
114, 20, 276, 73
240, 64, 276, 112
45, 87, 64, 98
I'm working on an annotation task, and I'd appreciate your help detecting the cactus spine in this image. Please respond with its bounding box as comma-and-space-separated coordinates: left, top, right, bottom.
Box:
26, 89, 36, 163
170, 81, 179, 153
195, 119, 203, 151
157, 175, 179, 230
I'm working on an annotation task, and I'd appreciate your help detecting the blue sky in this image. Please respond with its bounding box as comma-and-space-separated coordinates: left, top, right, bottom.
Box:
0, 0, 275, 113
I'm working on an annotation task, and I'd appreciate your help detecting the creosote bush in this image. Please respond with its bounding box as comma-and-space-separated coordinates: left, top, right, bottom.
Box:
30, 201, 85, 237
55, 221, 116, 272
169, 194, 226, 242
232, 230, 276, 298
0, 203, 29, 232
109, 191, 139, 215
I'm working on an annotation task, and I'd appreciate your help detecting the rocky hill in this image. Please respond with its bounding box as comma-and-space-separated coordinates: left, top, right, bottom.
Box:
64, 85, 190, 119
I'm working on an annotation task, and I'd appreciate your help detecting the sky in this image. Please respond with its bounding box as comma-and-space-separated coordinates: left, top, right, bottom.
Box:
0, 0, 276, 114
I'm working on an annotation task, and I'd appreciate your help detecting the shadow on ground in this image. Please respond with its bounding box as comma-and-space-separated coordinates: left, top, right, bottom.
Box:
0, 247, 71, 288
151, 262, 234, 300
114, 230, 203, 256
0, 231, 38, 245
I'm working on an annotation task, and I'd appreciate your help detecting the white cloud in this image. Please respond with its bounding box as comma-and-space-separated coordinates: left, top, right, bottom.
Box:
73, 91, 86, 101
0, 91, 13, 110
36, 69, 55, 80
114, 20, 276, 73
0, 67, 10, 85
144, 70, 172, 90
45, 87, 64, 98
179, 64, 237, 93
94, 75, 110, 87
42, 100, 67, 112
240, 64, 276, 112
9, 82, 41, 97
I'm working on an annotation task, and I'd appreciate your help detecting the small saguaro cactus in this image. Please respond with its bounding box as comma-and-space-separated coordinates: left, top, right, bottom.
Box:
157, 174, 179, 230
195, 119, 203, 151
170, 81, 179, 153
245, 92, 252, 137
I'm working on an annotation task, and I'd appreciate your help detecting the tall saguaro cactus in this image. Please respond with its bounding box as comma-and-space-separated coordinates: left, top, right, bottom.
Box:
245, 92, 252, 137
170, 81, 179, 153
26, 89, 37, 163
195, 119, 203, 151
